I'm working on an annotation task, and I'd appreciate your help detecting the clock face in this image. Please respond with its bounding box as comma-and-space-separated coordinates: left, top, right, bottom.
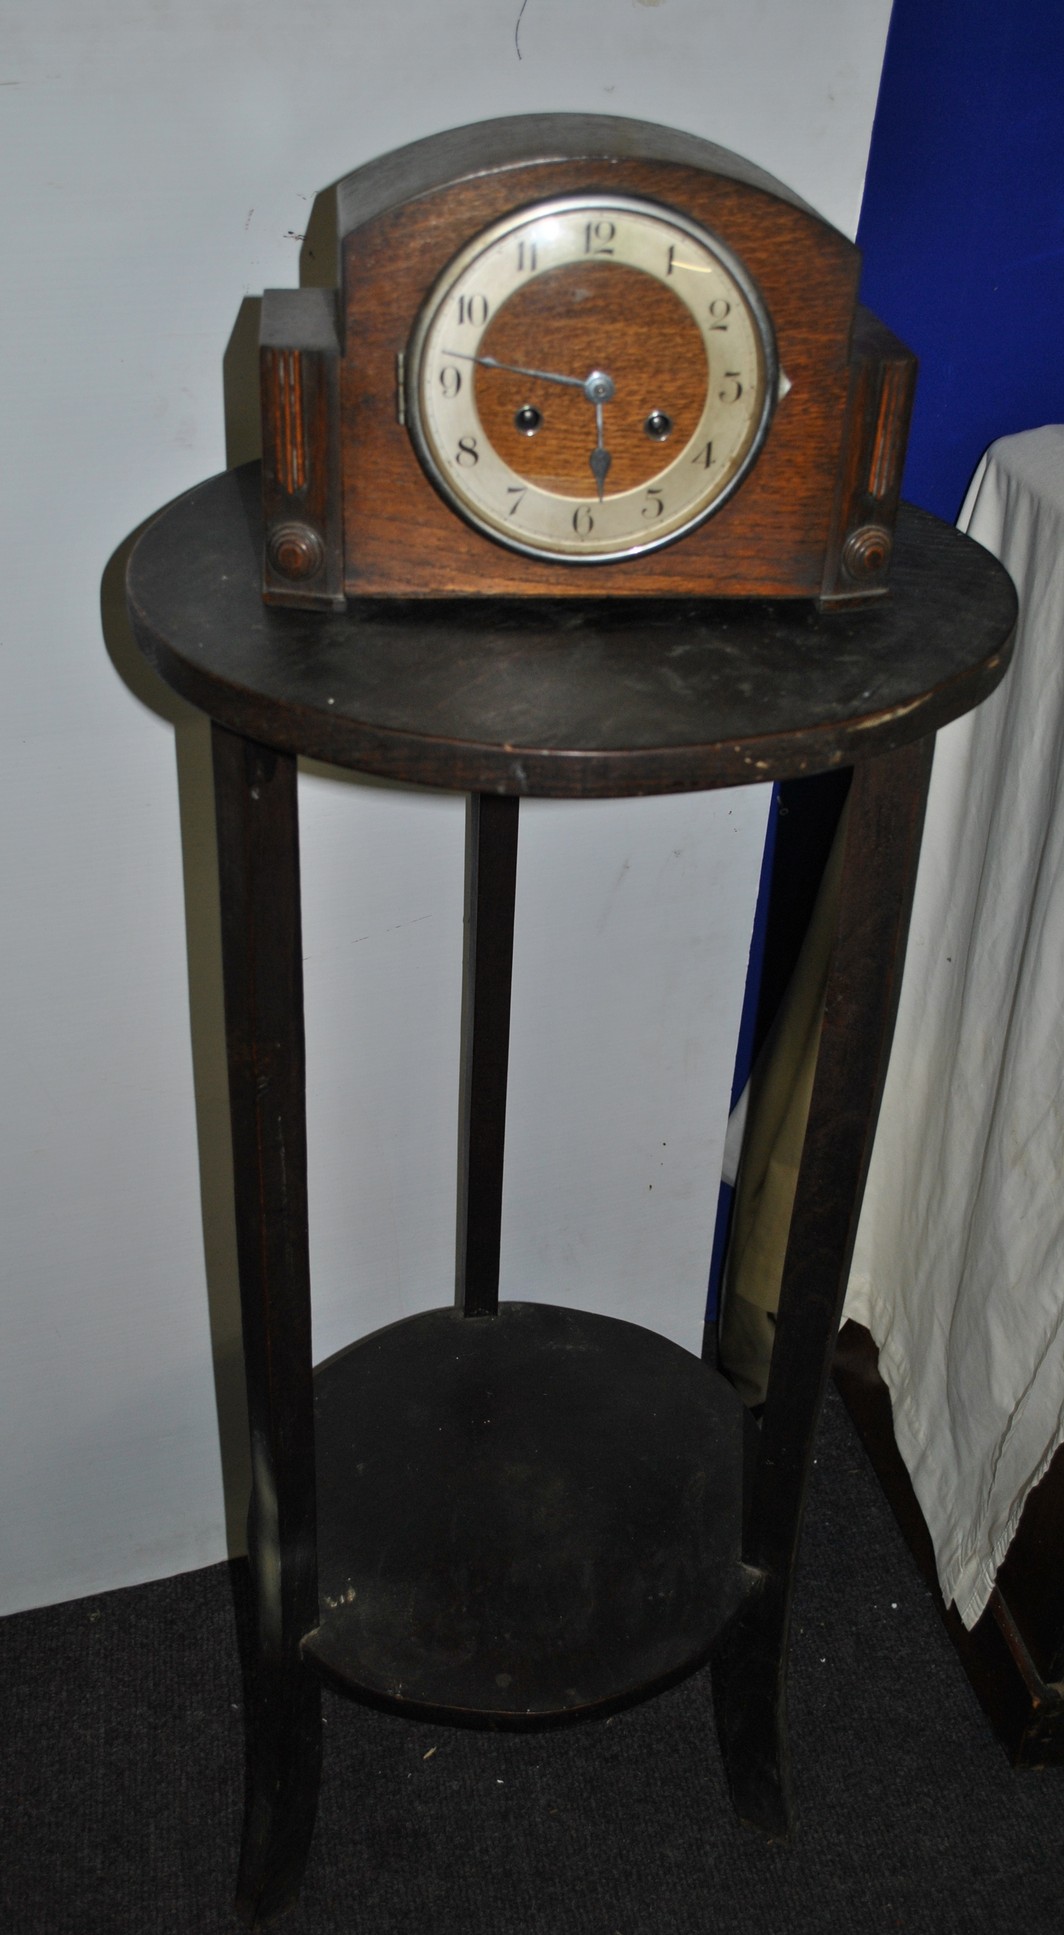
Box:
405, 194, 778, 563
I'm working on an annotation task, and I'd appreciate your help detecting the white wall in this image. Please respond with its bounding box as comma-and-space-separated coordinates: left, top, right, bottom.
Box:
0, 0, 893, 1614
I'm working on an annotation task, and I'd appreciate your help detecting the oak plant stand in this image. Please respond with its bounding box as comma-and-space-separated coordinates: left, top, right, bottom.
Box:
126, 463, 1015, 1922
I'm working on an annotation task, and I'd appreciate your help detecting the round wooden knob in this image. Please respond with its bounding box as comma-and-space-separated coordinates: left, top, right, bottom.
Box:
842, 523, 892, 581
267, 521, 325, 581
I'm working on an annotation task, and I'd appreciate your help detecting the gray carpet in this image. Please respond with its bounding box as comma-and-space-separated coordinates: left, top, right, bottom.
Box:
3, 1387, 1062, 1933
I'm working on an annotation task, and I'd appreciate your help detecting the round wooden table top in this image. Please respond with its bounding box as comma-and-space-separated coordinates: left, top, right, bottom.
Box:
126, 463, 1016, 797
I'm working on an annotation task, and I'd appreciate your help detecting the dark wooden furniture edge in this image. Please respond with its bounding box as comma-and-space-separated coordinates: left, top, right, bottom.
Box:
125, 466, 1018, 800
833, 1319, 1064, 1767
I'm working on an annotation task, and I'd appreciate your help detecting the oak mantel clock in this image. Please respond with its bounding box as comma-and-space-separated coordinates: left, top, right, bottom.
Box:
259, 115, 914, 610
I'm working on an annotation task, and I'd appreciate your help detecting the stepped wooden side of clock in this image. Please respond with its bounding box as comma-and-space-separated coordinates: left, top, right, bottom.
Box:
261, 289, 345, 608
258, 118, 915, 608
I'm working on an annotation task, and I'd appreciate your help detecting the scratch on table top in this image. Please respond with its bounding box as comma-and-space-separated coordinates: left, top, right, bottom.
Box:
854, 695, 928, 730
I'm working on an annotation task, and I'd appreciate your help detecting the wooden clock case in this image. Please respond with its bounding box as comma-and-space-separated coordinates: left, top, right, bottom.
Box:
259, 115, 915, 611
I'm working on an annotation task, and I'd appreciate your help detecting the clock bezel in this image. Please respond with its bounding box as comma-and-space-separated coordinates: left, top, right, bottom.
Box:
403, 192, 780, 567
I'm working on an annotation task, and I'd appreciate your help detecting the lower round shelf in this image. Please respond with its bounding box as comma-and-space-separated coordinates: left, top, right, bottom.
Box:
304, 1300, 752, 1725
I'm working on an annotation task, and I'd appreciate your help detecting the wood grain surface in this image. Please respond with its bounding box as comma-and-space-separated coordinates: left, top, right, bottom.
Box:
256, 117, 917, 605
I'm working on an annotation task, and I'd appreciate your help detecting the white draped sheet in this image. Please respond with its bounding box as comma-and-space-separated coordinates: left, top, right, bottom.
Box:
844, 427, 1064, 1628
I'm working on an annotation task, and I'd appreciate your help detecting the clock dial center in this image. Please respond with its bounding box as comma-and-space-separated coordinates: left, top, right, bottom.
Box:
472, 263, 707, 497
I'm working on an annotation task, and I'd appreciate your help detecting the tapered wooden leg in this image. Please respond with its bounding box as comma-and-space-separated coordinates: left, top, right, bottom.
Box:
212, 726, 322, 1922
456, 793, 520, 1318
712, 734, 935, 1834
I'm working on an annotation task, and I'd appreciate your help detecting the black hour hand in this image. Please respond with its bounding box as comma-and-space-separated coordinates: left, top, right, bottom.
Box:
589, 444, 612, 502
589, 397, 613, 502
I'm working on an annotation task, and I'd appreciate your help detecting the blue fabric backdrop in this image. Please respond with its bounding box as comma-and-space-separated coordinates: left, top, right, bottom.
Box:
856, 0, 1064, 520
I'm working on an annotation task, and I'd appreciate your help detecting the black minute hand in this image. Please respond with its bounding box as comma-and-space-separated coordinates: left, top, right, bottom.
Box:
441, 350, 587, 389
